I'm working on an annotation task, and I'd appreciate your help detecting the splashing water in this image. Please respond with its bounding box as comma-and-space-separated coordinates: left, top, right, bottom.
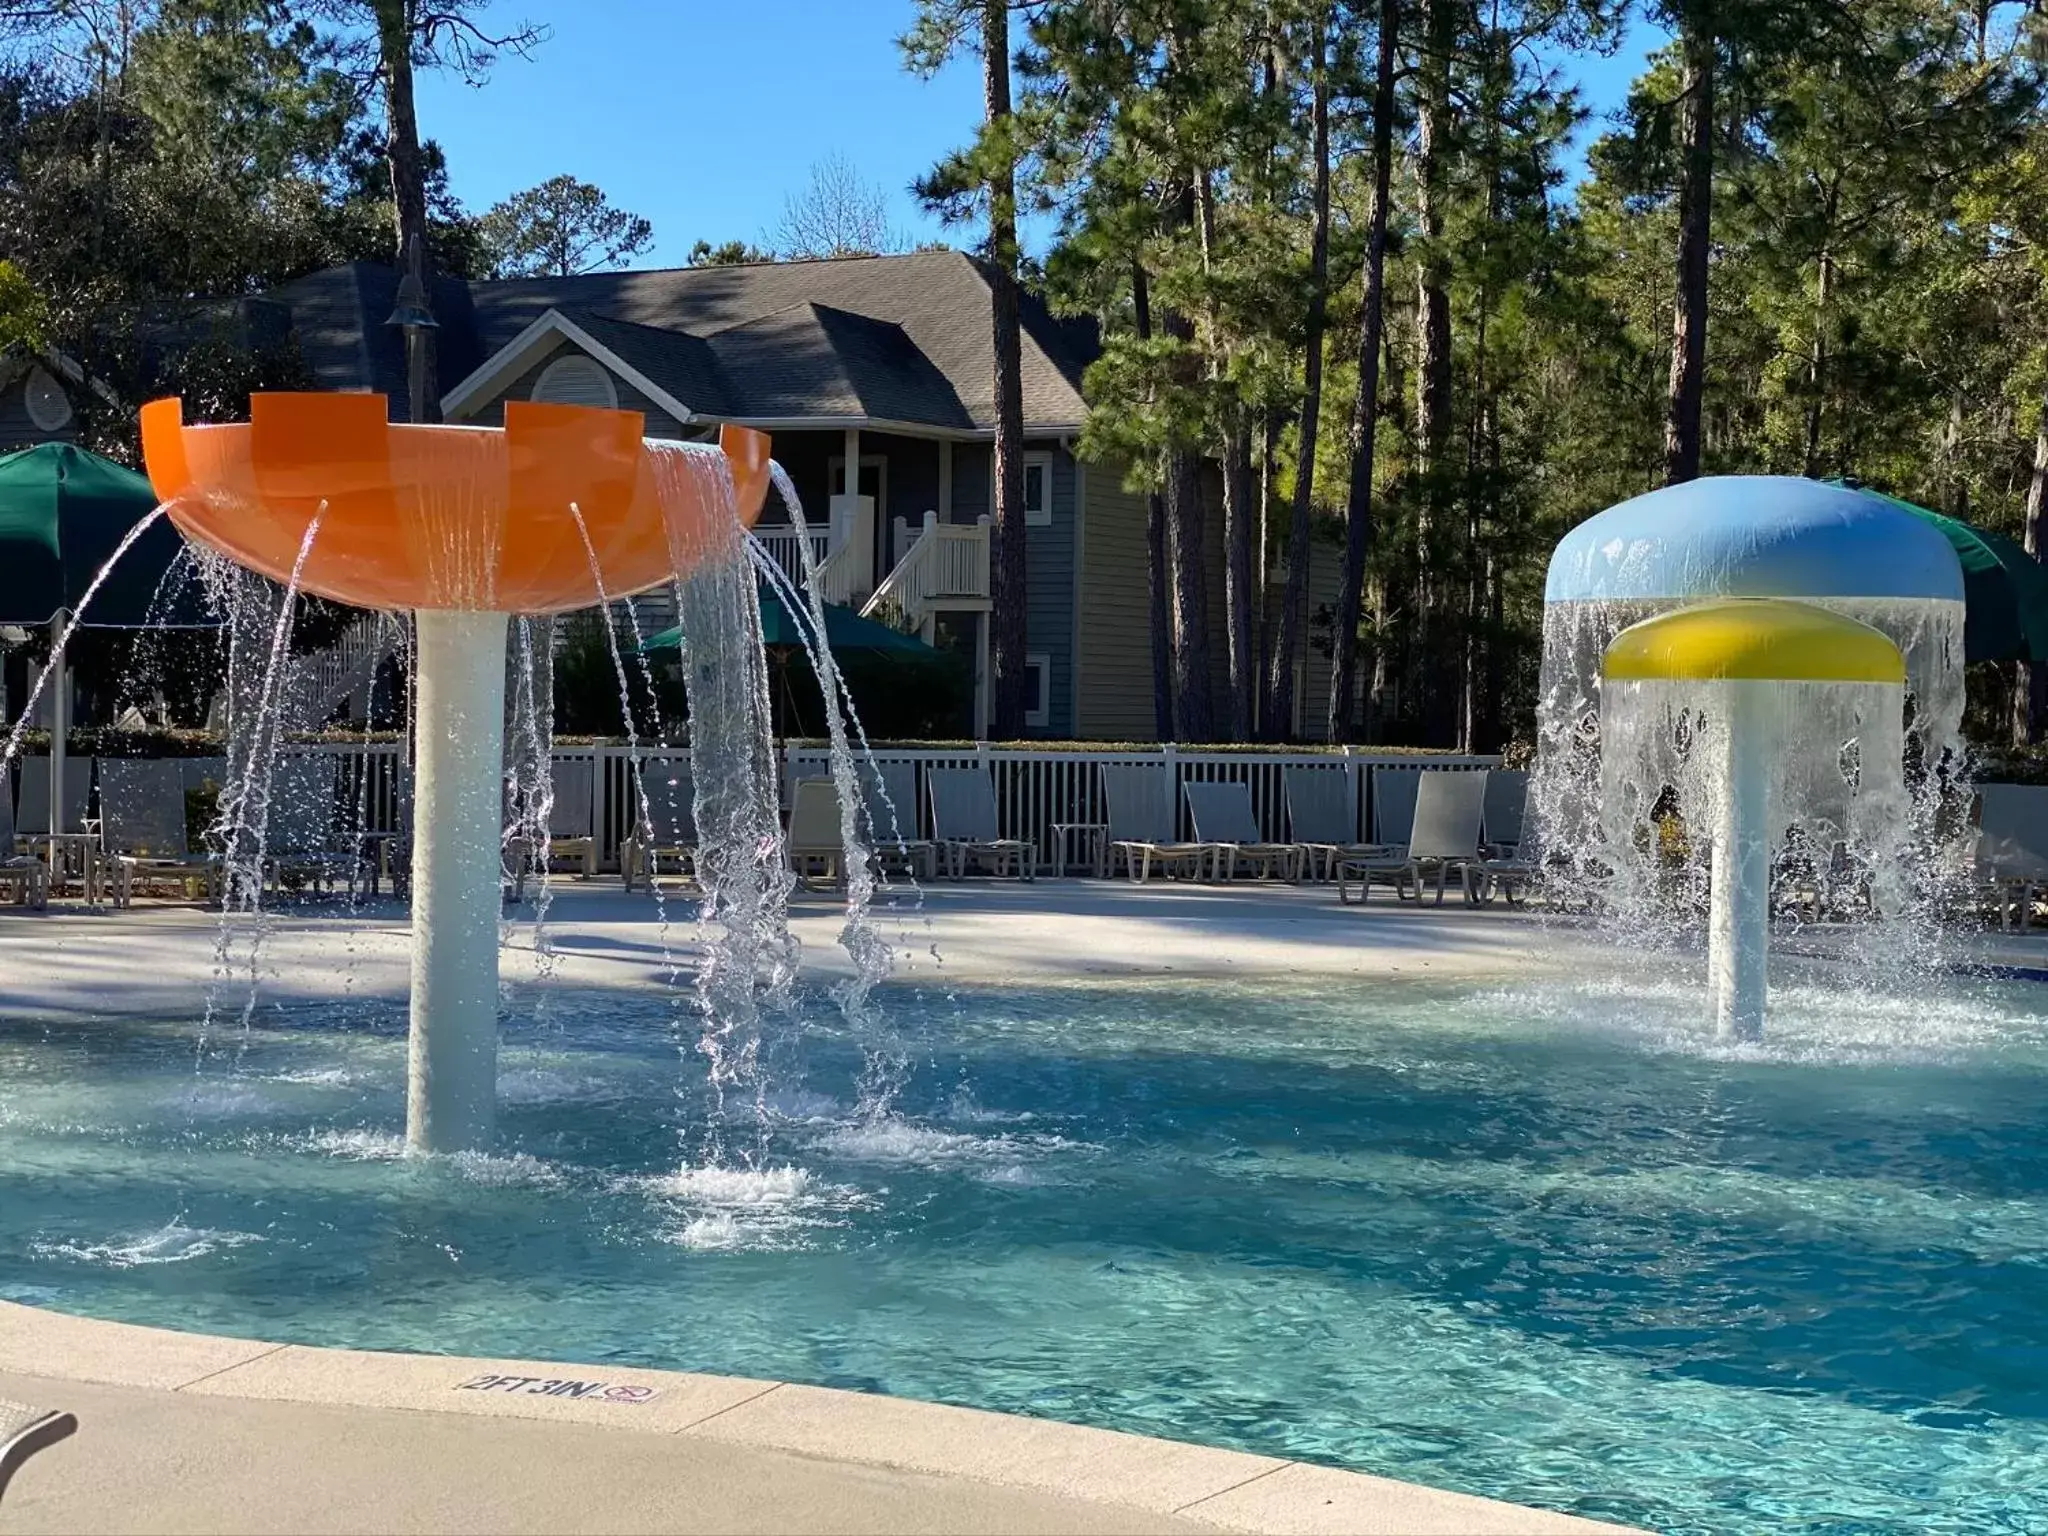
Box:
503, 614, 561, 1021
647, 443, 797, 1165
752, 467, 912, 1114
1531, 594, 1972, 1011
202, 507, 326, 1075
0, 505, 177, 774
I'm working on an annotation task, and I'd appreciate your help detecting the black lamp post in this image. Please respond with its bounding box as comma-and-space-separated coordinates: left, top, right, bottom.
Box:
384, 233, 438, 424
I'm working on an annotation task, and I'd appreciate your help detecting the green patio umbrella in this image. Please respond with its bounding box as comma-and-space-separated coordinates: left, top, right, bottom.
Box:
639, 584, 934, 656
0, 442, 192, 839
1845, 485, 2048, 664
0, 442, 187, 626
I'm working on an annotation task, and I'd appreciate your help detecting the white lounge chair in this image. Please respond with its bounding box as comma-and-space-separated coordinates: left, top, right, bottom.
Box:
0, 1395, 75, 1505
14, 754, 91, 837
0, 778, 49, 909
543, 757, 601, 877
1283, 766, 1397, 881
503, 758, 598, 889
1337, 770, 1489, 905
927, 767, 1034, 880
97, 758, 222, 906
1334, 767, 1429, 903
1101, 763, 1217, 883
847, 759, 936, 882
1482, 769, 1527, 853
1470, 771, 1536, 906
1183, 781, 1300, 881
787, 777, 856, 887
1975, 783, 2048, 930
262, 755, 367, 897
16, 755, 94, 897
1370, 766, 1422, 847
1407, 770, 1490, 904
623, 757, 696, 891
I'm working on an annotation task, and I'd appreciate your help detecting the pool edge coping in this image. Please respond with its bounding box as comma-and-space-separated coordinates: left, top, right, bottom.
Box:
0, 1298, 1638, 1535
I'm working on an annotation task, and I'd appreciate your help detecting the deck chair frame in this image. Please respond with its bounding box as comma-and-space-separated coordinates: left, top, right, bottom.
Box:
1182, 781, 1301, 882
96, 758, 222, 907
0, 783, 49, 910
926, 767, 1034, 880
0, 1397, 77, 1506
1282, 766, 1398, 882
622, 759, 698, 892
1101, 764, 1218, 883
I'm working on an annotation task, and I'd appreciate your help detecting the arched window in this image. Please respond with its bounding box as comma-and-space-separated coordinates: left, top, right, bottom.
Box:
530, 353, 618, 410
24, 365, 72, 433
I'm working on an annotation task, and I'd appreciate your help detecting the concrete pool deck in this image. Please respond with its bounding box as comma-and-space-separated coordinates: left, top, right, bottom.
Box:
0, 877, 1565, 1022
0, 1302, 1637, 1535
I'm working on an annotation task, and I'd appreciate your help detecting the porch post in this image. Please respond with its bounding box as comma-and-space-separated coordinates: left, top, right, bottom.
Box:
938, 440, 954, 523
975, 614, 991, 741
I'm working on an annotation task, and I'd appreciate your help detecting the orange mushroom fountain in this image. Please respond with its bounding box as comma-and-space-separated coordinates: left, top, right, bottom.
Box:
142, 393, 773, 1152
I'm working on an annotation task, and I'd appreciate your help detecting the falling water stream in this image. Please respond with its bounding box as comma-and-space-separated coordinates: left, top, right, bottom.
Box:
1531, 595, 1973, 992
4, 437, 922, 1174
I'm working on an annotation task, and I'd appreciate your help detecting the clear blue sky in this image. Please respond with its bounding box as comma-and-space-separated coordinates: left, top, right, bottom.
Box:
418, 0, 1666, 271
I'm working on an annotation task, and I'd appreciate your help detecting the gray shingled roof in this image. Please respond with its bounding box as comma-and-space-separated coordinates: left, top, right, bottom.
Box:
255, 250, 1094, 432
556, 308, 733, 418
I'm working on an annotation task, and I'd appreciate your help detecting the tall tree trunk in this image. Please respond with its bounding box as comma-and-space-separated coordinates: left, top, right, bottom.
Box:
375, 0, 438, 421
1163, 433, 1214, 742
1257, 408, 1280, 669
1461, 295, 1489, 753
1663, 4, 1715, 484
1221, 422, 1257, 741
1159, 177, 1213, 741
1196, 171, 1256, 742
1134, 261, 1175, 740
1329, 0, 1398, 743
2015, 382, 2048, 748
1413, 0, 1456, 746
1265, 18, 1332, 741
1803, 183, 1838, 477
983, 0, 1030, 739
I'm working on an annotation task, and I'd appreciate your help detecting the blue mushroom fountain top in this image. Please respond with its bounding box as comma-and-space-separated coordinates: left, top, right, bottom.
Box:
1545, 475, 1966, 606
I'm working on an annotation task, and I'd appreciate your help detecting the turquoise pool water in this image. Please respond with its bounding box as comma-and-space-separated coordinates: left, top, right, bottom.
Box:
3, 970, 2045, 1535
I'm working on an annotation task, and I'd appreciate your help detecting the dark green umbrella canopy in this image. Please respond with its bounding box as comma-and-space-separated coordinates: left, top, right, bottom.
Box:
0, 442, 194, 626
640, 583, 933, 655
1848, 486, 2048, 664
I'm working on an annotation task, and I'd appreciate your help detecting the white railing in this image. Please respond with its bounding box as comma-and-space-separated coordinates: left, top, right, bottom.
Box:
294, 615, 396, 726
811, 539, 869, 607
751, 526, 830, 590
779, 743, 1497, 866
863, 513, 990, 630
185, 742, 1500, 875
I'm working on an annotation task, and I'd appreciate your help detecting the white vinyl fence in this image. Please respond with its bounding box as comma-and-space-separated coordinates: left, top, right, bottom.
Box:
156, 742, 1501, 874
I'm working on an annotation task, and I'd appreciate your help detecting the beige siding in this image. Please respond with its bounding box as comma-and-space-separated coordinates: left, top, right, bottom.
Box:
1076, 460, 1357, 744
1295, 533, 1349, 741
1076, 461, 1158, 740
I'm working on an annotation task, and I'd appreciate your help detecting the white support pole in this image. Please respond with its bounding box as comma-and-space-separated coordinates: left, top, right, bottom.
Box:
48, 608, 67, 839
407, 609, 509, 1153
974, 613, 991, 742
1708, 680, 1770, 1042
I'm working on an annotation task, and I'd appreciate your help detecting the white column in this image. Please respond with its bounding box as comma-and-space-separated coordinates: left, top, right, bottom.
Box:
974, 614, 991, 741
1708, 680, 1770, 1042
47, 608, 67, 839
407, 609, 509, 1153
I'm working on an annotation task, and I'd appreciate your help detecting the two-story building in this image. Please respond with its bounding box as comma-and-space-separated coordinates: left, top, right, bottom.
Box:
57, 250, 1354, 740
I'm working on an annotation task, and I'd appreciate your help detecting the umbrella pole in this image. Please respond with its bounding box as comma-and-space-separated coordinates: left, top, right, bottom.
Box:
48, 608, 66, 841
